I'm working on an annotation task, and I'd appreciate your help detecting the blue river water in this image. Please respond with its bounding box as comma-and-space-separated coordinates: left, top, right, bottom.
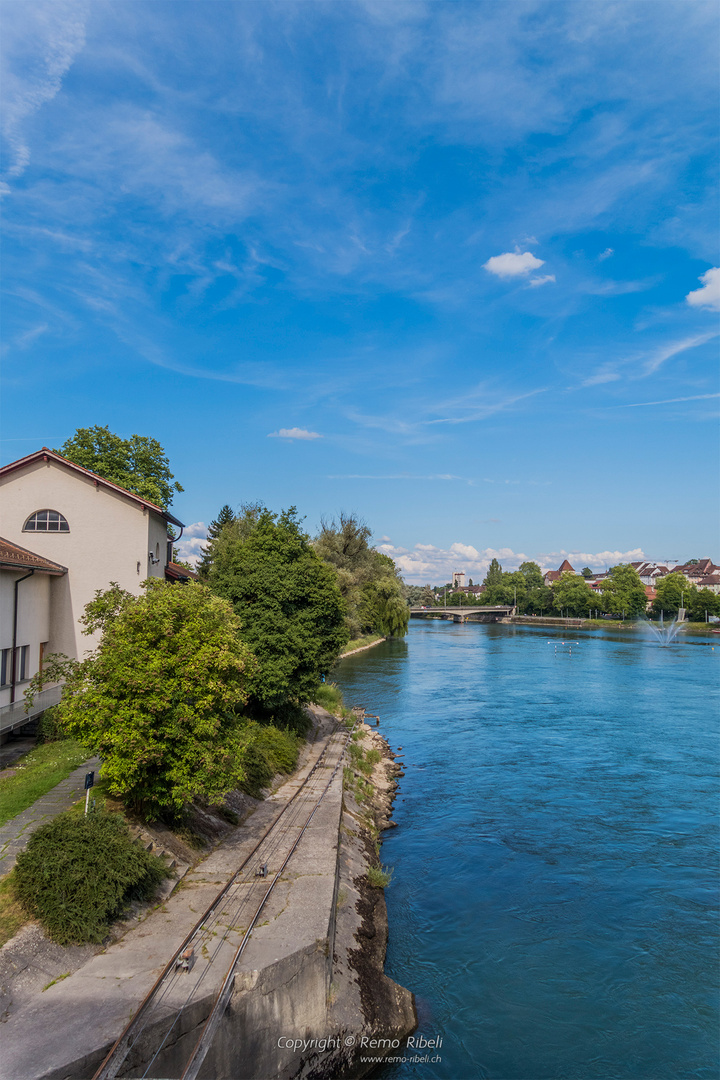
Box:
334, 621, 719, 1080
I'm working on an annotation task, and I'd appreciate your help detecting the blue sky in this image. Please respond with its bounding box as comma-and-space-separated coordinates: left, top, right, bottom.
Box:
2, 1, 718, 582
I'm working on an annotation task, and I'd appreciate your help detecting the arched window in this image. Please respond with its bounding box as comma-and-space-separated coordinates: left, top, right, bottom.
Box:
23, 510, 70, 533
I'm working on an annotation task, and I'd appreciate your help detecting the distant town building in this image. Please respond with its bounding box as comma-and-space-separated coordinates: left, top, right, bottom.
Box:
451, 570, 466, 588
543, 559, 575, 585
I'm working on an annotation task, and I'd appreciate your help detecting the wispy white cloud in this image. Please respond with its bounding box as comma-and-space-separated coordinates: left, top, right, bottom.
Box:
598, 247, 614, 261
642, 331, 719, 376
686, 267, 720, 312
618, 393, 720, 408
483, 250, 544, 279
268, 427, 322, 440
528, 274, 556, 288
582, 368, 621, 387
1, 1, 87, 181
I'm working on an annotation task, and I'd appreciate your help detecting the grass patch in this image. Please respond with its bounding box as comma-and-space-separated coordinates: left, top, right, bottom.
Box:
0, 872, 30, 947
341, 634, 385, 656
312, 682, 345, 715
14, 810, 171, 945
367, 865, 393, 888
0, 739, 90, 828
42, 972, 71, 991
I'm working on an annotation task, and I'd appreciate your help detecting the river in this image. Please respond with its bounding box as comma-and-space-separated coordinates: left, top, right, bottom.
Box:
334, 621, 719, 1080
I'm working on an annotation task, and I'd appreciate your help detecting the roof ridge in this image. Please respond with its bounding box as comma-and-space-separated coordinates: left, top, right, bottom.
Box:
0, 448, 184, 528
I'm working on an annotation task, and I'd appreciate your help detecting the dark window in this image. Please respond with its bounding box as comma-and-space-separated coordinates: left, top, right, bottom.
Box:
1, 648, 10, 687
0, 646, 29, 685
23, 510, 69, 532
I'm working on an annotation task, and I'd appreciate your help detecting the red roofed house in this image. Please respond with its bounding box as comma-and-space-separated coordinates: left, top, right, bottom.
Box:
543, 559, 575, 585
0, 448, 185, 727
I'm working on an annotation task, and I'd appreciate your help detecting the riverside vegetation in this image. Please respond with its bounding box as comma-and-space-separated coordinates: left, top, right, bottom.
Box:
9, 427, 409, 947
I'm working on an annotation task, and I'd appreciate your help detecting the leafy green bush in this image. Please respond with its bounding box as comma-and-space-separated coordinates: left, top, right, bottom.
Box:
14, 811, 170, 944
237, 723, 300, 797
36, 706, 66, 743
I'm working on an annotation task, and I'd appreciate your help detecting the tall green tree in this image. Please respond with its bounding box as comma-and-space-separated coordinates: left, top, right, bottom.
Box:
56, 425, 182, 508
552, 572, 594, 617
481, 558, 505, 604
29, 581, 257, 818
600, 564, 647, 617
210, 508, 348, 721
519, 562, 545, 590
197, 504, 236, 580
686, 588, 720, 621
314, 514, 408, 639
652, 572, 692, 616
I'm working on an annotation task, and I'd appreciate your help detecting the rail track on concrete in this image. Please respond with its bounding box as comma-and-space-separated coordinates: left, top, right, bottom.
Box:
93, 719, 354, 1080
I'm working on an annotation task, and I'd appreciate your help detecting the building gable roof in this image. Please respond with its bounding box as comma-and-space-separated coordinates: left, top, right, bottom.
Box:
0, 537, 67, 575
557, 559, 575, 573
0, 448, 184, 529
165, 561, 199, 583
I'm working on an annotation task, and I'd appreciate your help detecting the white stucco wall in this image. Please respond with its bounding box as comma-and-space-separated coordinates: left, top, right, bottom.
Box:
0, 569, 51, 709
0, 459, 172, 659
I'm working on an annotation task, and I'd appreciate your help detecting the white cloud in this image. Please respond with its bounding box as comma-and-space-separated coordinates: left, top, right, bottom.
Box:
173, 521, 209, 566
642, 331, 718, 376
582, 368, 621, 387
483, 250, 544, 279
528, 274, 556, 288
268, 427, 322, 440
598, 247, 614, 260
1, 2, 87, 180
686, 267, 720, 311
536, 548, 645, 571
619, 392, 720, 408
380, 541, 529, 584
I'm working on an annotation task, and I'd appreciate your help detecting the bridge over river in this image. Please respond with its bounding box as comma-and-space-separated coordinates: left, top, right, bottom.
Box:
409, 605, 516, 623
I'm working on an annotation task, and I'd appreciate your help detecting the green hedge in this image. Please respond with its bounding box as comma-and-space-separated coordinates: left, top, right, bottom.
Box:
14, 811, 170, 944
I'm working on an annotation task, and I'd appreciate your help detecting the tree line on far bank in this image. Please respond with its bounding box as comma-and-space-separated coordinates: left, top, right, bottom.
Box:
407, 559, 720, 621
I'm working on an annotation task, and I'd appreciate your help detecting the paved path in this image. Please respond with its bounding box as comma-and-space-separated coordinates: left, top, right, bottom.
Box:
0, 757, 101, 877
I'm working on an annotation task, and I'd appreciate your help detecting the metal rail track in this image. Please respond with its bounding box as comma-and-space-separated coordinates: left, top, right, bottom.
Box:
93, 721, 353, 1080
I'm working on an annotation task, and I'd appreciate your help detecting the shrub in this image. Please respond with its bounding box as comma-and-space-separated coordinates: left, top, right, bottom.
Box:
237, 722, 301, 797
36, 706, 66, 743
14, 811, 170, 944
367, 865, 393, 888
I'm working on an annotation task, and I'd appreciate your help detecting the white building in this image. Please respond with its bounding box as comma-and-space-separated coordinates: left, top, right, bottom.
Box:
0, 448, 184, 721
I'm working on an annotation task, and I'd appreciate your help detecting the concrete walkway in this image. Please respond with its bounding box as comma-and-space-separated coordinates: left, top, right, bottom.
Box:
0, 757, 101, 877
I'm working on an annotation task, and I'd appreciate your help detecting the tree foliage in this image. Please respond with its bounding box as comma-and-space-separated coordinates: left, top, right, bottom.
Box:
197, 503, 236, 580
652, 572, 691, 616
686, 588, 720, 621
31, 581, 257, 817
210, 507, 348, 720
314, 513, 408, 639
600, 564, 647, 616
56, 425, 183, 508
551, 572, 594, 616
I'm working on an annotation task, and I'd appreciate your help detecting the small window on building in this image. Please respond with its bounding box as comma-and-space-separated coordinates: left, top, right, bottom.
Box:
24, 510, 69, 532
0, 646, 29, 685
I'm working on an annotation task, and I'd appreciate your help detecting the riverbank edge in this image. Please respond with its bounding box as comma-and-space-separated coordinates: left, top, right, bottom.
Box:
340, 636, 387, 659
296, 720, 417, 1080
